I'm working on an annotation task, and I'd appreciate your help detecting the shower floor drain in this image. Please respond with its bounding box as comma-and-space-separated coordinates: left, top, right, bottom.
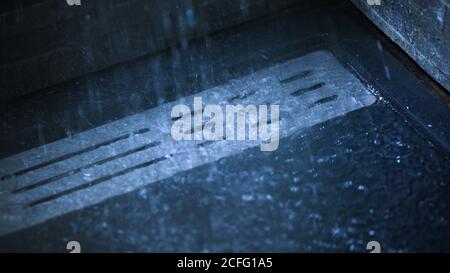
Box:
0, 51, 376, 236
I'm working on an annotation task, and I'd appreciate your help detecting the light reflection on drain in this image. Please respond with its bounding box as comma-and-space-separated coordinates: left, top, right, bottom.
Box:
0, 50, 376, 236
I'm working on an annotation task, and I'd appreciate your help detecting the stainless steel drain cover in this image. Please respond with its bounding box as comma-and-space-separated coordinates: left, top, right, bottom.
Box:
0, 51, 376, 236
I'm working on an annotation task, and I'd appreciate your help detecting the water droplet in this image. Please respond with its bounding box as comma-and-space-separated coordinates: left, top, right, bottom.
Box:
241, 194, 254, 202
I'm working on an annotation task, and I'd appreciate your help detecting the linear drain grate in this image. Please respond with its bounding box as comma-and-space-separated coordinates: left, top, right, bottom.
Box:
0, 51, 376, 236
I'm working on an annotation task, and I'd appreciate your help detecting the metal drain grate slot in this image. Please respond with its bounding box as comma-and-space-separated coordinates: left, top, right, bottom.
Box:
12, 141, 161, 194
279, 69, 313, 84
172, 108, 204, 121
0, 128, 151, 182
1, 129, 158, 194
310, 94, 339, 108
291, 82, 326, 96
27, 156, 169, 208
0, 50, 376, 236
227, 88, 257, 103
